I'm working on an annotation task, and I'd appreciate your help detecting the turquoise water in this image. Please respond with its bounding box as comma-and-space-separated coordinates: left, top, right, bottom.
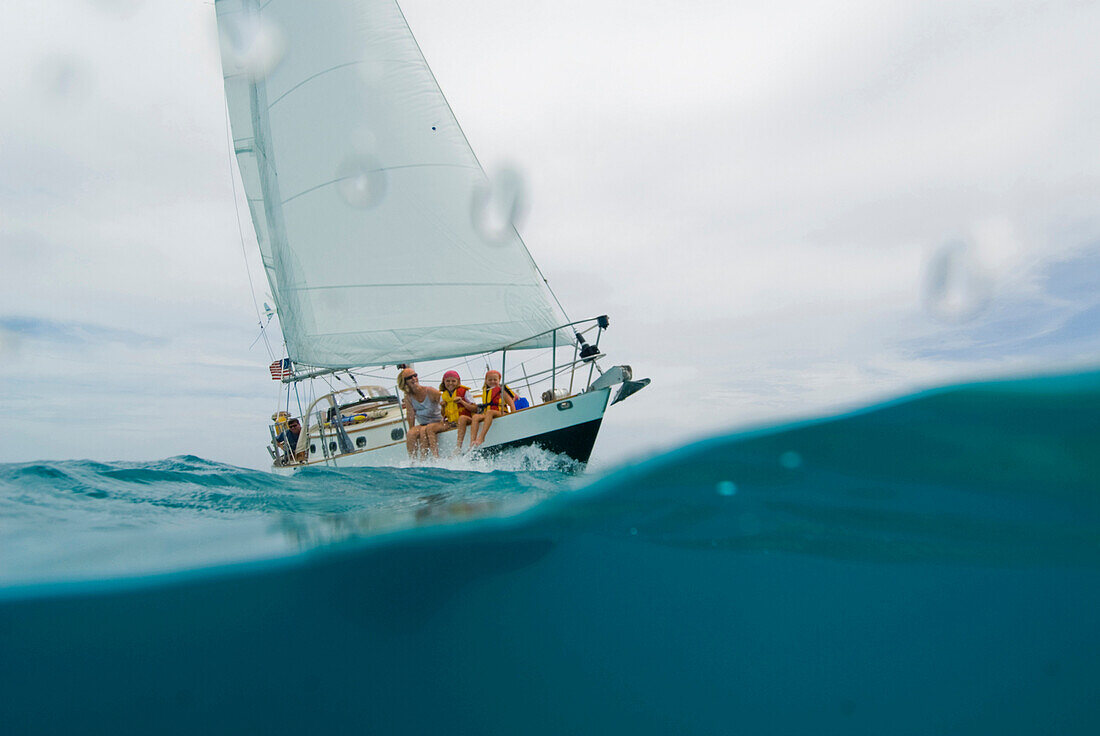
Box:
2, 371, 1099, 734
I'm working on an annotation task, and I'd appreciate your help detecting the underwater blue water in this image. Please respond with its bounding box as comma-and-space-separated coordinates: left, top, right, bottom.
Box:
1, 371, 1099, 735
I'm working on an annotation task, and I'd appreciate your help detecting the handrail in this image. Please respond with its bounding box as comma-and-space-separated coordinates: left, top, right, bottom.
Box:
495, 352, 603, 387
296, 350, 597, 424
328, 386, 397, 405
500, 315, 606, 402
498, 315, 606, 352
280, 315, 607, 384
276, 314, 610, 459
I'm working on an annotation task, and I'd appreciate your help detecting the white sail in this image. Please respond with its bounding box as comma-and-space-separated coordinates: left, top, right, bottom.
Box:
215, 0, 562, 369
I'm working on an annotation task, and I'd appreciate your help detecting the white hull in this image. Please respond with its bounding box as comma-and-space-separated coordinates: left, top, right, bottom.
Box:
274, 388, 611, 474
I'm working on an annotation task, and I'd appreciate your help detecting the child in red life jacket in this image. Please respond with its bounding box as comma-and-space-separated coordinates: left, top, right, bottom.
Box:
439, 370, 479, 452
469, 370, 516, 449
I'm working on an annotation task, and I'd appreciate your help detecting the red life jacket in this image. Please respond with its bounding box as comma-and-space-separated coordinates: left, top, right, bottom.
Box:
481, 385, 515, 413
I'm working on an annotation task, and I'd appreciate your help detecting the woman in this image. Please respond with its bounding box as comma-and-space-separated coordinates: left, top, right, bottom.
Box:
469, 370, 516, 449
397, 367, 446, 458
439, 371, 478, 452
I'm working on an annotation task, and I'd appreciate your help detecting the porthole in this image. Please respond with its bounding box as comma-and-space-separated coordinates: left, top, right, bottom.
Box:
356, 436, 367, 448
310, 444, 316, 454
391, 427, 405, 441
329, 441, 338, 453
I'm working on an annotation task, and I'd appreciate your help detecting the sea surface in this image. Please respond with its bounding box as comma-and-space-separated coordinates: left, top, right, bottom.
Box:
2, 371, 1099, 735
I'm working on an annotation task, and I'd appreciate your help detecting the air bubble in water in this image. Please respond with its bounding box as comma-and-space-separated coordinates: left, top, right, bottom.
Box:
716, 480, 737, 496
779, 451, 802, 469
471, 166, 526, 244
335, 154, 387, 209
924, 240, 992, 323
219, 10, 286, 79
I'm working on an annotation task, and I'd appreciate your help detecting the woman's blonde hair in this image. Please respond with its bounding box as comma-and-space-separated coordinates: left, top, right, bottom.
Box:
397, 368, 414, 392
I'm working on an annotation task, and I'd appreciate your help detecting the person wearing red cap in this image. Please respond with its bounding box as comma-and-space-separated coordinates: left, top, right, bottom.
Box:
439, 370, 478, 451
469, 369, 516, 449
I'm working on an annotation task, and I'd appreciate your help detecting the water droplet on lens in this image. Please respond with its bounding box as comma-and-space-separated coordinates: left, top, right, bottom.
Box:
924, 240, 992, 323
716, 480, 737, 496
335, 155, 387, 209
779, 451, 802, 469
36, 56, 93, 108
89, 0, 144, 18
219, 10, 286, 79
471, 166, 526, 244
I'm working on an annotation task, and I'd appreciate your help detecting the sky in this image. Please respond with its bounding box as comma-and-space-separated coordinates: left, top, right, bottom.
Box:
1, 0, 1099, 470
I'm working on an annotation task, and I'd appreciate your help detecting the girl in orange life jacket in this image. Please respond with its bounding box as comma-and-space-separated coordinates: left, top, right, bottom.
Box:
439, 370, 478, 451
469, 369, 516, 449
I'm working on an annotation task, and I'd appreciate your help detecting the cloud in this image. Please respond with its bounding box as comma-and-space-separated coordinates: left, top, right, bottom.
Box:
0, 316, 161, 347
2, 1, 1099, 469
906, 243, 1100, 362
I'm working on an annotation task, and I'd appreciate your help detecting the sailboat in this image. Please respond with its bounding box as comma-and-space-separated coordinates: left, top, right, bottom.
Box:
214, 0, 648, 471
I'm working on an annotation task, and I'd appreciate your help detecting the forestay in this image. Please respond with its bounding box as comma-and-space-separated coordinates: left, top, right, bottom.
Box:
215, 0, 562, 369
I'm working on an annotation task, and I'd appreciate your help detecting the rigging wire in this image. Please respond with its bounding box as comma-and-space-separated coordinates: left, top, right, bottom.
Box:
332, 371, 368, 400
221, 97, 275, 360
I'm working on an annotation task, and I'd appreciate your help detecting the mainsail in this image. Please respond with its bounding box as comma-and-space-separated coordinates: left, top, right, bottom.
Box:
215, 0, 562, 369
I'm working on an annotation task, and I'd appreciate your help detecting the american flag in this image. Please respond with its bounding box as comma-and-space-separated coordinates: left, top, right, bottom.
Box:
269, 358, 292, 380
